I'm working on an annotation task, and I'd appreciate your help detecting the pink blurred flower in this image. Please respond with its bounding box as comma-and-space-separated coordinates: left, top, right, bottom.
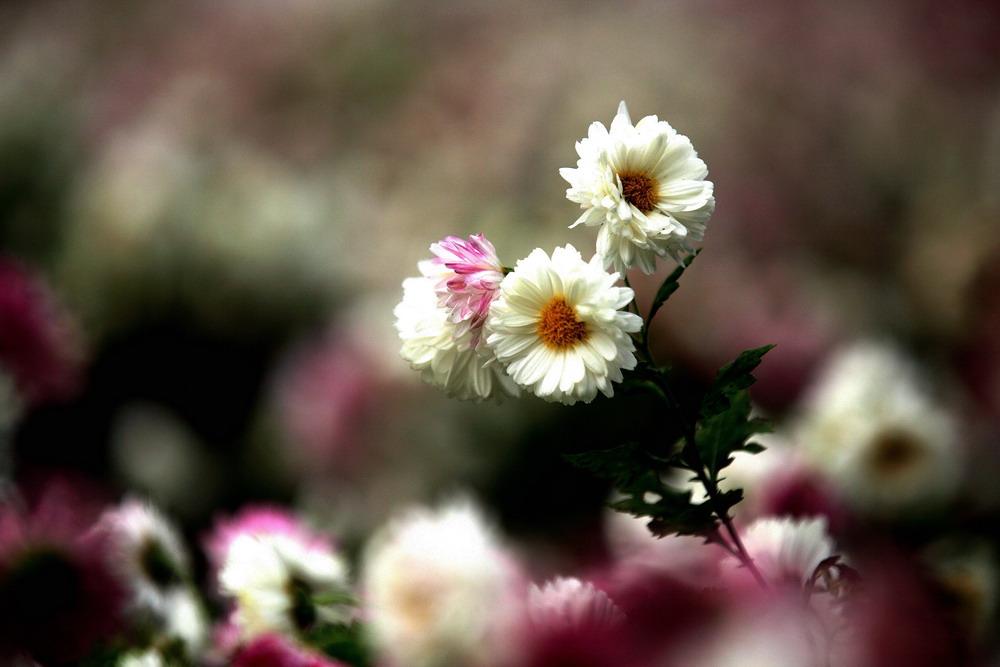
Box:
271, 329, 379, 475
519, 569, 718, 667
426, 234, 505, 347
0, 256, 84, 408
849, 550, 972, 667
204, 505, 334, 574
0, 478, 124, 664
232, 633, 348, 667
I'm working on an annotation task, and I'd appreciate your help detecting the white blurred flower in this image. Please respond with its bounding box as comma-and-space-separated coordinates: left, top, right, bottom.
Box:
560, 101, 714, 274
117, 649, 165, 667
219, 530, 350, 641
796, 341, 962, 517
735, 516, 836, 589
680, 597, 856, 667
395, 270, 520, 402
362, 497, 516, 667
485, 245, 642, 405
98, 498, 207, 653
527, 577, 625, 633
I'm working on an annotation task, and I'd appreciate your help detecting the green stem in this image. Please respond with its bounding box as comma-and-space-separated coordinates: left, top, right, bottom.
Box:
643, 378, 768, 590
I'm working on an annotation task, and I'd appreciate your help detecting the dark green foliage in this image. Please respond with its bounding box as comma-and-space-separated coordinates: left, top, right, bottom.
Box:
699, 344, 775, 419
695, 391, 772, 482
306, 621, 372, 667
563, 246, 774, 543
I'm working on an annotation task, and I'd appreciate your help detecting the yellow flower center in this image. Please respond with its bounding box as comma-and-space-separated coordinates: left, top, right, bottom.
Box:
537, 296, 589, 349
617, 170, 659, 213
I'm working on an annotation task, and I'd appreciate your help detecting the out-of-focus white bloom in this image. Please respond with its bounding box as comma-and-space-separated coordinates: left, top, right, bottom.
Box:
362, 497, 516, 667
735, 517, 836, 589
98, 498, 207, 653
162, 587, 209, 655
219, 530, 350, 640
395, 271, 520, 402
117, 649, 165, 667
485, 245, 641, 405
679, 597, 857, 667
527, 577, 626, 633
796, 341, 962, 517
560, 101, 714, 274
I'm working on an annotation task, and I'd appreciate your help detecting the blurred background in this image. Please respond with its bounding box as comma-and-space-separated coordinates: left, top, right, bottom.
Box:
2, 0, 999, 569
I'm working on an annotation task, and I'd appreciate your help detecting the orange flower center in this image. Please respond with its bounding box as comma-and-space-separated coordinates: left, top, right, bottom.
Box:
618, 170, 659, 212
537, 297, 588, 349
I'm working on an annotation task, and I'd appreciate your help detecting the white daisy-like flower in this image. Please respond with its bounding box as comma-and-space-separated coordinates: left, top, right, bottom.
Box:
117, 649, 165, 667
362, 497, 516, 667
98, 499, 191, 614
795, 341, 962, 517
734, 516, 836, 589
395, 268, 520, 402
219, 531, 351, 641
560, 101, 714, 274
527, 577, 626, 633
485, 244, 642, 405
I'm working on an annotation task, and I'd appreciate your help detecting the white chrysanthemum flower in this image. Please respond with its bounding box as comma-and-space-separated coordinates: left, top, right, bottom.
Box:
560, 101, 714, 274
395, 269, 520, 402
796, 341, 961, 517
485, 245, 642, 405
219, 531, 350, 640
736, 516, 836, 589
528, 577, 626, 632
117, 649, 165, 667
362, 497, 515, 667
162, 587, 209, 655
98, 498, 207, 650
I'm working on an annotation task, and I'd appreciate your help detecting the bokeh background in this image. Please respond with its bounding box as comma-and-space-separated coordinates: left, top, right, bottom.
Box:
3, 0, 1000, 571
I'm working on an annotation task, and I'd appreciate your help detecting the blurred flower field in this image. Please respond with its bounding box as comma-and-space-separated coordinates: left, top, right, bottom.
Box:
1, 0, 999, 665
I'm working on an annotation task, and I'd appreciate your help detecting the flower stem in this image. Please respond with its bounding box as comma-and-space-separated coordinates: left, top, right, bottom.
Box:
643, 377, 768, 589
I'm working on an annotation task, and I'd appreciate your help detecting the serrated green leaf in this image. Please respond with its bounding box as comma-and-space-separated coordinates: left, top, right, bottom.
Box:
695, 391, 772, 481
647, 249, 700, 323
700, 344, 775, 418
712, 488, 746, 518
611, 485, 718, 538
305, 621, 372, 667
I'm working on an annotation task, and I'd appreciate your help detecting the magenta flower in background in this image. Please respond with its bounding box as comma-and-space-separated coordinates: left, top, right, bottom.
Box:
272, 329, 380, 476
0, 478, 124, 664
0, 256, 84, 409
426, 234, 505, 347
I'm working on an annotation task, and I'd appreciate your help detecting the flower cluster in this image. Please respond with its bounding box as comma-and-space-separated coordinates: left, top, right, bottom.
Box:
395, 101, 709, 405
0, 101, 985, 667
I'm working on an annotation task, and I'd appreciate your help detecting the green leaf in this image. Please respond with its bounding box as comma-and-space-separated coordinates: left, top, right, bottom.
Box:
305, 621, 372, 667
695, 390, 771, 481
647, 249, 700, 324
610, 483, 718, 537
699, 344, 775, 419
